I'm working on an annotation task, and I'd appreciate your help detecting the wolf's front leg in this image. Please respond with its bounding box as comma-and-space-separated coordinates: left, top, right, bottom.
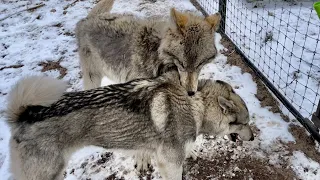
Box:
186, 148, 198, 160
185, 141, 197, 160
155, 146, 183, 180
133, 151, 151, 173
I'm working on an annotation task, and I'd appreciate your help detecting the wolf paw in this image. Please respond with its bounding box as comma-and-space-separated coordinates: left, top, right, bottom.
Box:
134, 152, 151, 173
186, 148, 198, 161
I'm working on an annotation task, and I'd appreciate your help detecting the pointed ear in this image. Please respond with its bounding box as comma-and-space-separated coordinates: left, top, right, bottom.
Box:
170, 8, 188, 34
205, 12, 221, 30
218, 96, 238, 114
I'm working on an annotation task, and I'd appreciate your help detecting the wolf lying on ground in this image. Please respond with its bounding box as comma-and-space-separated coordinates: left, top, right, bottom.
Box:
76, 0, 221, 96
7, 71, 253, 180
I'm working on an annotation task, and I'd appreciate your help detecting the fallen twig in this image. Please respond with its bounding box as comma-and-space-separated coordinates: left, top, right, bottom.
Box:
0, 64, 24, 71
226, 49, 235, 56
63, 0, 80, 10
0, 3, 45, 21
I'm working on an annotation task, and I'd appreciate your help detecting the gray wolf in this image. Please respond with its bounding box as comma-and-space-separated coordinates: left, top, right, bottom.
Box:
6, 73, 253, 180
76, 0, 221, 96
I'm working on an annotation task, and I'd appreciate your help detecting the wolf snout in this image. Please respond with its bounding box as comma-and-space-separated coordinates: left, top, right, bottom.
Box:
181, 71, 198, 96
229, 125, 255, 142
239, 127, 255, 141
229, 132, 254, 142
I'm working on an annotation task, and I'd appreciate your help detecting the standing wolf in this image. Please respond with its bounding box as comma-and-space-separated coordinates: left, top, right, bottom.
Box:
7, 73, 253, 180
76, 0, 221, 96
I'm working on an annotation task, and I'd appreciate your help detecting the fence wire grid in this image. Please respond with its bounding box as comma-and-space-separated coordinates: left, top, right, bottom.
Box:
193, 0, 320, 139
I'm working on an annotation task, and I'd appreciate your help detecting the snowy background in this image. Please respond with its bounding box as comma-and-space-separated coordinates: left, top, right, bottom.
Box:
0, 0, 320, 179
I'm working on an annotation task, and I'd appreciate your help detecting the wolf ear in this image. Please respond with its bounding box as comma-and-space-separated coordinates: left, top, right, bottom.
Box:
205, 12, 221, 31
170, 8, 188, 35
218, 96, 238, 114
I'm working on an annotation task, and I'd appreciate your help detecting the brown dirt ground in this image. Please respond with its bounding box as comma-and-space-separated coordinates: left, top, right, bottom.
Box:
38, 59, 67, 79
184, 156, 296, 180
287, 124, 320, 163
84, 148, 297, 180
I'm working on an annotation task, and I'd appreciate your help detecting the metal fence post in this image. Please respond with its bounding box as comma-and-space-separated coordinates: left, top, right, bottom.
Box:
218, 0, 227, 32
312, 100, 320, 128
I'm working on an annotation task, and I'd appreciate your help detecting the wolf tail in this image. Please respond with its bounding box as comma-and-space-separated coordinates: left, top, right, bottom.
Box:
6, 76, 68, 123
88, 0, 115, 17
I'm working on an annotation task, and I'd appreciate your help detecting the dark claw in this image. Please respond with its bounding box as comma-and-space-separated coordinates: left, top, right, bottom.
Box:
134, 164, 137, 169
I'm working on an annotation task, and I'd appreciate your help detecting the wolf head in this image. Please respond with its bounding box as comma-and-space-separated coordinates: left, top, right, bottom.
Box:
198, 80, 254, 141
159, 8, 221, 96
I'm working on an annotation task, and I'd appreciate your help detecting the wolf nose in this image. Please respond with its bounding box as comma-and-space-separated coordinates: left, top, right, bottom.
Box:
188, 91, 195, 96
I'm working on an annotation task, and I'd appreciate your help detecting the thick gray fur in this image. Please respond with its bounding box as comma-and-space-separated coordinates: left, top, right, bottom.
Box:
7, 72, 253, 180
76, 0, 221, 95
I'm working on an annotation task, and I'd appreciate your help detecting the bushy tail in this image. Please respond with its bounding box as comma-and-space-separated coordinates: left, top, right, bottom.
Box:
88, 0, 115, 17
6, 76, 68, 123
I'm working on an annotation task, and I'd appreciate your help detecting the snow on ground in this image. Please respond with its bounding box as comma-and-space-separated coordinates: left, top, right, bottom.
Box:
0, 0, 319, 179
291, 151, 320, 180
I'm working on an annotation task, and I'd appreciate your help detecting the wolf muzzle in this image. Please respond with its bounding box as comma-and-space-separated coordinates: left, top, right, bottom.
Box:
179, 71, 199, 96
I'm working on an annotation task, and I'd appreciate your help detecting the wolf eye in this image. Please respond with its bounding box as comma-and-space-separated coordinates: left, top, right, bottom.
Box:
164, 51, 179, 60
157, 63, 178, 76
164, 50, 186, 69
229, 119, 241, 125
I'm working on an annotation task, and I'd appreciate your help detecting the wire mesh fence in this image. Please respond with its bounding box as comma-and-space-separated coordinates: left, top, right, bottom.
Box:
193, 0, 320, 139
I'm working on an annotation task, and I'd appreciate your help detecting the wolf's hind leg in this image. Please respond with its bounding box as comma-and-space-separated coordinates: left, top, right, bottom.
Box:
10, 139, 66, 180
